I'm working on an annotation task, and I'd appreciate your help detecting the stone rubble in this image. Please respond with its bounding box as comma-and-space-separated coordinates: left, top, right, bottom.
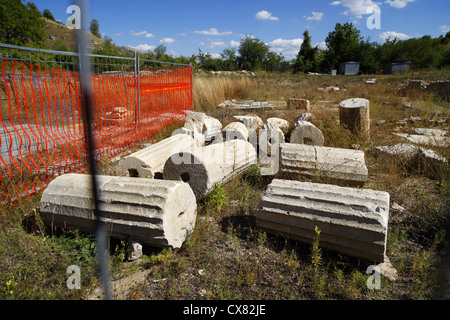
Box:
218, 100, 276, 110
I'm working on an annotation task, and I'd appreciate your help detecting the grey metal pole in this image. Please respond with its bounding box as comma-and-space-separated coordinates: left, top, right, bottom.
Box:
136, 52, 140, 131
76, 0, 112, 300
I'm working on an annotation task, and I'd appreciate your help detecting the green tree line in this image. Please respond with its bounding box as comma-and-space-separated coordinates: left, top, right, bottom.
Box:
1, 1, 449, 72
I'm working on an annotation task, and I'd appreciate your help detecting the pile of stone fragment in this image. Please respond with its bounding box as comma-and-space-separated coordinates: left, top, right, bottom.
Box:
40, 97, 403, 279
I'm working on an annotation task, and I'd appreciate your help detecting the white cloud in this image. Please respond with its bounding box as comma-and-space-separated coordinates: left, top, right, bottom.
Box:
160, 37, 176, 44
314, 41, 327, 50
385, 0, 415, 8
210, 53, 222, 59
255, 10, 279, 21
230, 40, 240, 47
130, 30, 154, 38
379, 31, 411, 41
439, 25, 450, 33
194, 28, 233, 36
115, 33, 122, 37
129, 44, 156, 52
209, 41, 226, 48
330, 0, 381, 17
306, 12, 324, 21
267, 38, 303, 58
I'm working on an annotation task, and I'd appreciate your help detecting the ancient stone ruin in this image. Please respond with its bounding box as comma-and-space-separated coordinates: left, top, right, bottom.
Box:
163, 139, 257, 200
280, 143, 368, 187
256, 179, 390, 263
339, 98, 370, 136
40, 174, 198, 249
39, 104, 398, 268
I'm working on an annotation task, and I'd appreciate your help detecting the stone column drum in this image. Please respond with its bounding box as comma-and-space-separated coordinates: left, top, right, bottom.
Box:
280, 143, 368, 187
116, 133, 197, 179
40, 174, 198, 249
339, 98, 370, 136
255, 179, 390, 262
163, 139, 257, 199
290, 120, 324, 146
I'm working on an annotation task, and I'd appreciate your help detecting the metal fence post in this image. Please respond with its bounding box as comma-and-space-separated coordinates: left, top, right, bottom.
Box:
137, 52, 140, 130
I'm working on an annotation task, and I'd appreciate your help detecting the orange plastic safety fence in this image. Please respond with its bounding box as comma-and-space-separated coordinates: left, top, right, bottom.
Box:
0, 60, 193, 207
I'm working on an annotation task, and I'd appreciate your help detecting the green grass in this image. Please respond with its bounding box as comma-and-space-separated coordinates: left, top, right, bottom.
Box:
0, 70, 449, 300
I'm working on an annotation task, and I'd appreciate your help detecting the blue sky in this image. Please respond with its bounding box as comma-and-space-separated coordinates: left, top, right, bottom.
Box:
31, 0, 450, 60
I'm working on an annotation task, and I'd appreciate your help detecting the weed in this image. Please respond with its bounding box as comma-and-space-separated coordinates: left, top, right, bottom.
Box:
310, 226, 322, 269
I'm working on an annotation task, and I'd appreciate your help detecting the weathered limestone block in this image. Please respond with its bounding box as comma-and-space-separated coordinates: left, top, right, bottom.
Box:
233, 115, 264, 132
40, 174, 197, 249
280, 143, 368, 187
204, 115, 223, 142
172, 127, 205, 147
259, 123, 285, 158
163, 139, 257, 199
116, 134, 197, 179
393, 133, 450, 147
288, 98, 311, 111
255, 179, 390, 262
184, 111, 205, 134
339, 98, 370, 136
294, 113, 315, 123
266, 117, 290, 131
233, 115, 263, 149
222, 122, 249, 141
413, 128, 447, 136
374, 143, 448, 171
183, 112, 222, 142
290, 120, 324, 146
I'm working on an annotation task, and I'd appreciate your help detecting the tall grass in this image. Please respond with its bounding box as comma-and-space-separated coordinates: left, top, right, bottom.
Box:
193, 76, 253, 112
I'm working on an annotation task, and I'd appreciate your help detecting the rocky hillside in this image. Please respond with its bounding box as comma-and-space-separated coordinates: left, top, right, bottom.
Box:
43, 18, 104, 51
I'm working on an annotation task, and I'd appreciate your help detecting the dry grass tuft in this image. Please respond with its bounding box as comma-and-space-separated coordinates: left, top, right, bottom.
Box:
193, 76, 253, 112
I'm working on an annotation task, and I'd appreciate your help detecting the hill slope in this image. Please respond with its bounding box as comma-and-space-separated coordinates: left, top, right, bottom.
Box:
43, 18, 104, 51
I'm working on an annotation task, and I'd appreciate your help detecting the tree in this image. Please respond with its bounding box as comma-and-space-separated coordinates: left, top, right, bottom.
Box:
237, 36, 270, 71
221, 48, 237, 71
359, 39, 380, 74
42, 8, 55, 21
325, 22, 363, 69
27, 2, 40, 15
294, 30, 318, 73
0, 0, 45, 45
196, 49, 223, 71
89, 19, 100, 38
154, 44, 167, 60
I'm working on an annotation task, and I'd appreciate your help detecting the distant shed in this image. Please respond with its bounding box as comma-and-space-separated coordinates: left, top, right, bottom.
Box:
338, 62, 360, 75
384, 62, 411, 74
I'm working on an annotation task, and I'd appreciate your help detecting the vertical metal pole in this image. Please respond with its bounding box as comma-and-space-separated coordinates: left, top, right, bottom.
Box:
76, 0, 112, 300
133, 51, 140, 131
189, 63, 194, 111
136, 52, 140, 131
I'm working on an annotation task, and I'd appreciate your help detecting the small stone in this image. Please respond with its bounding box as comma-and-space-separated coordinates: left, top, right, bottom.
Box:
127, 240, 143, 261
391, 202, 405, 212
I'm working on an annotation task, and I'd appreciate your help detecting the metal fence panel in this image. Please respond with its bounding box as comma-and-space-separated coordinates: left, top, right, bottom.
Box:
0, 43, 193, 206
